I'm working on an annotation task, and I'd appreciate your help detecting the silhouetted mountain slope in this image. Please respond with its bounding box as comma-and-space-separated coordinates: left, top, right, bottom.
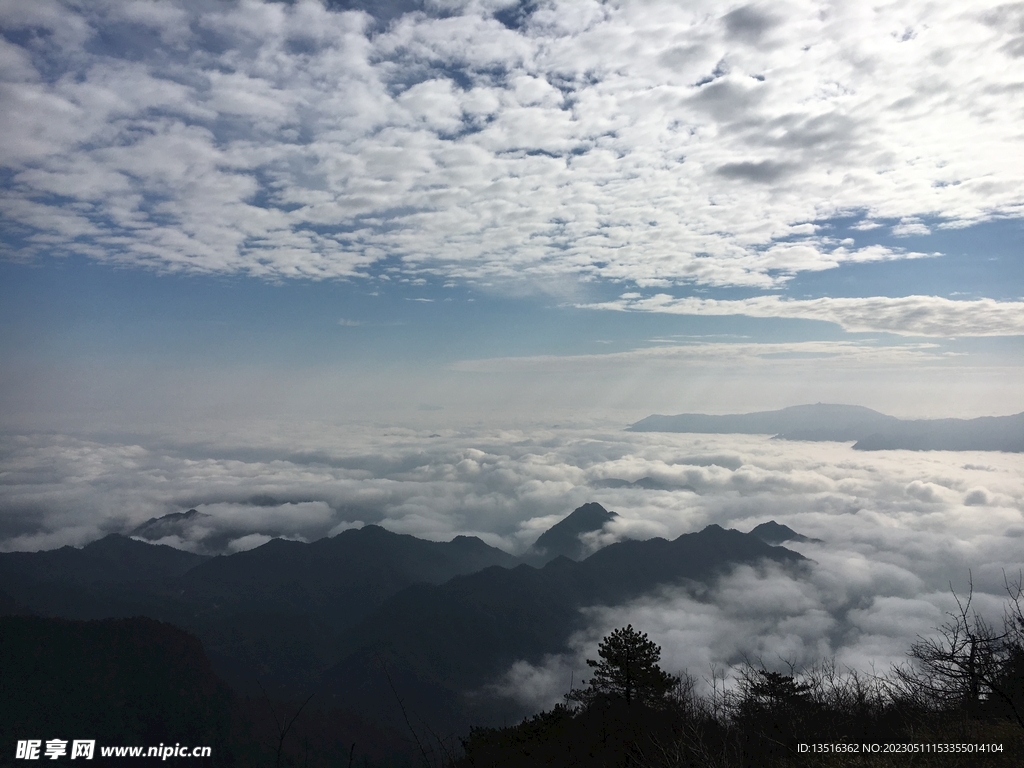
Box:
630, 404, 1024, 451
0, 534, 209, 621
0, 616, 415, 766
123, 524, 520, 694
0, 526, 521, 698
0, 533, 207, 586
323, 525, 807, 729
0, 589, 32, 616
528, 502, 617, 562
577, 524, 804, 602
749, 520, 822, 545
180, 524, 520, 631
0, 525, 517, 623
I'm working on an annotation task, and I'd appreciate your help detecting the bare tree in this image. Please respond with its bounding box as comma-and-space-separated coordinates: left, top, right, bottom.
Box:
893, 574, 1024, 728
256, 679, 314, 768
991, 571, 1024, 729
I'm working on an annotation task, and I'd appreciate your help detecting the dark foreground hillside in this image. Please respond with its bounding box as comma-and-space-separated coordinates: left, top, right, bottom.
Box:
3, 603, 1023, 767
0, 616, 233, 762
458, 610, 1024, 768
0, 616, 415, 767
459, 692, 1024, 768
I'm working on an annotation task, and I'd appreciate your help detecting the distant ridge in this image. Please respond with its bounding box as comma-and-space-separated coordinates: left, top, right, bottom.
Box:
630, 404, 895, 438
849, 412, 1024, 452
630, 404, 1024, 452
0, 533, 207, 588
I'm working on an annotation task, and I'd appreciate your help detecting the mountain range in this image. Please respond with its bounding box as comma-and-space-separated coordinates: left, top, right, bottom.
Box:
629, 403, 1024, 451
0, 502, 811, 737
326, 520, 807, 729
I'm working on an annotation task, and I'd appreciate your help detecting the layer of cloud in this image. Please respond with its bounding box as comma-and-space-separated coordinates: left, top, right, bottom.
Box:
2, 423, 1021, 577
2, 1, 1023, 290
2, 420, 1021, 706
580, 294, 1024, 337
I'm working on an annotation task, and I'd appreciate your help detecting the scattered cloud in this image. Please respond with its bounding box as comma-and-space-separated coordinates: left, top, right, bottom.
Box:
1, 0, 1022, 291
850, 220, 883, 231
892, 218, 932, 237
580, 294, 1024, 337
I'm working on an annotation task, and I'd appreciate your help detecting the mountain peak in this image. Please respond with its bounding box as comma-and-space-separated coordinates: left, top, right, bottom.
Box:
529, 502, 618, 563
749, 520, 821, 545
699, 523, 727, 533
131, 508, 211, 542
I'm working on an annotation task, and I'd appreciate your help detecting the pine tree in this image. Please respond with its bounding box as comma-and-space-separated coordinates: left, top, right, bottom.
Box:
576, 624, 679, 706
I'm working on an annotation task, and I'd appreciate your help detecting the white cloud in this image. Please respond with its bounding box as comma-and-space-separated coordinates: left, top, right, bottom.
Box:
450, 339, 950, 374
580, 294, 1024, 337
226, 532, 275, 553
892, 218, 931, 237
0, 0, 1022, 289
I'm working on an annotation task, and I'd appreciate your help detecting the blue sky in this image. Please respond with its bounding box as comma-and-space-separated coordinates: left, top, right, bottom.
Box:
2, 0, 1023, 428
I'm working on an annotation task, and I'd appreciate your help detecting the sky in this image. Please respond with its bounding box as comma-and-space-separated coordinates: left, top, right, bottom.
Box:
1, 0, 1023, 692
1, 0, 1023, 429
